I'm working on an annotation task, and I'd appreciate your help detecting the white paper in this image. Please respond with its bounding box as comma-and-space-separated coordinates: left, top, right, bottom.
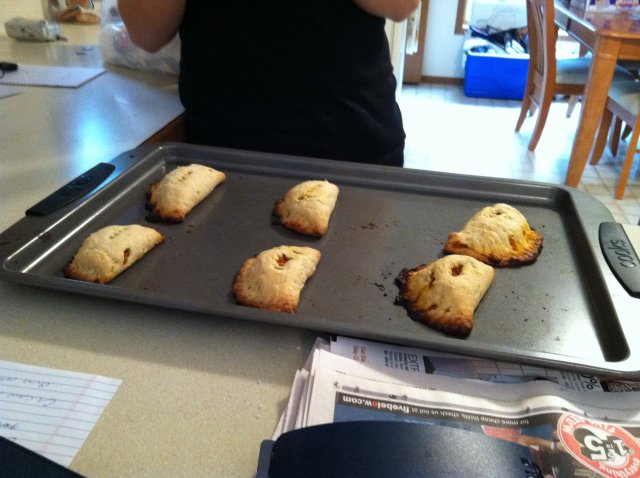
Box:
0, 360, 121, 467
0, 64, 106, 88
276, 339, 639, 428
300, 347, 640, 430
329, 335, 605, 391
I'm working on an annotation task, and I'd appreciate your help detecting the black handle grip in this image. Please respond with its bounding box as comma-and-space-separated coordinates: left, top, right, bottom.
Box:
25, 162, 115, 216
599, 222, 640, 298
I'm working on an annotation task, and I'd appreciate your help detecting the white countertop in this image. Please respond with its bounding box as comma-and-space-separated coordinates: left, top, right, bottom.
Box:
0, 33, 316, 477
0, 36, 184, 232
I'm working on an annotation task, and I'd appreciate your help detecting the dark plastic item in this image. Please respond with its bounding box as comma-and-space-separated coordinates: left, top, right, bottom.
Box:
0, 436, 85, 478
25, 162, 115, 216
257, 421, 540, 478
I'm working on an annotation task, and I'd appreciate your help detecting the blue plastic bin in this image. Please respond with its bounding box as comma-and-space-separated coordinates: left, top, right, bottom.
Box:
464, 51, 529, 100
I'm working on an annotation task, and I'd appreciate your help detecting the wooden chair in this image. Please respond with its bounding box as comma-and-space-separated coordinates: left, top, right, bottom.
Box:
590, 80, 640, 199
515, 0, 633, 151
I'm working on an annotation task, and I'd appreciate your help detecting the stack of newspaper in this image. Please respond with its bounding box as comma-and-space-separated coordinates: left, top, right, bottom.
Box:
272, 336, 640, 477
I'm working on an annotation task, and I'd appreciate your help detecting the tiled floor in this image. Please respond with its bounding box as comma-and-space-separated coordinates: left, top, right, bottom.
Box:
398, 83, 640, 225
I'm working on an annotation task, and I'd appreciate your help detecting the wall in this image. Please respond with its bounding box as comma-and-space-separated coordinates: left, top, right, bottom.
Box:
1, 1, 43, 28
422, 0, 464, 78
421, 0, 527, 80
422, 0, 466, 79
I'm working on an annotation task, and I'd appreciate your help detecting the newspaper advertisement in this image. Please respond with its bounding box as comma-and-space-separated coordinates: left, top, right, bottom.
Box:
329, 335, 640, 392
274, 337, 640, 478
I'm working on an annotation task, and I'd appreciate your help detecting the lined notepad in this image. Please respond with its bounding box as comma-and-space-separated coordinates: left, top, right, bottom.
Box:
0, 360, 121, 467
0, 65, 106, 88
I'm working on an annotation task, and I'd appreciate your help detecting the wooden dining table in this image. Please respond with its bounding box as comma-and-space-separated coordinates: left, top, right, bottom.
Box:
554, 1, 640, 187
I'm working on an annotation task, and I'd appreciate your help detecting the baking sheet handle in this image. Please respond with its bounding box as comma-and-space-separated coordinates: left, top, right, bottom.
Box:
25, 162, 115, 216
599, 222, 640, 298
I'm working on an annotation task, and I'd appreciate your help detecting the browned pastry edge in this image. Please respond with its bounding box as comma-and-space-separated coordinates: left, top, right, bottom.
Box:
63, 226, 164, 284
273, 199, 325, 237
146, 164, 226, 223
147, 182, 183, 223
394, 266, 473, 337
232, 257, 299, 313
444, 229, 544, 267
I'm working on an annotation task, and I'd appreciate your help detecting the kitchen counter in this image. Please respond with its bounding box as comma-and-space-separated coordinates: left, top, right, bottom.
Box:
0, 34, 316, 477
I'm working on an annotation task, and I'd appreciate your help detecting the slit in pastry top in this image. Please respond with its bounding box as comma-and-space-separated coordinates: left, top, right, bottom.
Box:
273, 180, 339, 237
147, 163, 226, 223
444, 203, 543, 266
64, 224, 164, 284
233, 245, 321, 313
395, 254, 495, 337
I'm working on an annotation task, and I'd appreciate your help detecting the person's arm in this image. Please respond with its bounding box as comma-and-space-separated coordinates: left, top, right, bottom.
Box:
353, 0, 420, 22
117, 0, 186, 53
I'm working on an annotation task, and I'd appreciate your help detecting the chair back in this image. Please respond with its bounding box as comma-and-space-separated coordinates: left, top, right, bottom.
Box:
526, 0, 558, 89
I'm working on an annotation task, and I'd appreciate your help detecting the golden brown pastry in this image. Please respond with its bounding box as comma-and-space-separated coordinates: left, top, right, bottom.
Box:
444, 203, 543, 266
395, 254, 495, 337
64, 225, 164, 284
233, 245, 321, 313
273, 180, 339, 236
147, 164, 226, 223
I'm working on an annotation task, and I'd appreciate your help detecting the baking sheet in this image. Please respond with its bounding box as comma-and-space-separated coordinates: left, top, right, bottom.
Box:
1, 143, 638, 376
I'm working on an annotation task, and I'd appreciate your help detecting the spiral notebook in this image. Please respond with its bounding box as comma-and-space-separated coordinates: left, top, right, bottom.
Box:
0, 64, 106, 88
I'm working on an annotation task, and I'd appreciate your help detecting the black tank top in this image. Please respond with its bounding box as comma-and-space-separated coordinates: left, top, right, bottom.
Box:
179, 1, 405, 166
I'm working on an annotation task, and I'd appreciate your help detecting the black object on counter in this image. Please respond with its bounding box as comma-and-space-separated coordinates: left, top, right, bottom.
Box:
25, 162, 115, 216
0, 436, 85, 478
257, 421, 540, 478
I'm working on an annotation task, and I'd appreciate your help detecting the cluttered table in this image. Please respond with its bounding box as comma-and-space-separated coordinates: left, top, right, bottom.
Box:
0, 24, 319, 477
555, 0, 640, 187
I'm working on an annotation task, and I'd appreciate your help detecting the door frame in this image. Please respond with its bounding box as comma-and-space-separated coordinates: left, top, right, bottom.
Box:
402, 0, 430, 84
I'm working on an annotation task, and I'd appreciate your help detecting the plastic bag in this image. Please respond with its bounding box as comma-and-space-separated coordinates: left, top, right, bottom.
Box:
98, 0, 180, 75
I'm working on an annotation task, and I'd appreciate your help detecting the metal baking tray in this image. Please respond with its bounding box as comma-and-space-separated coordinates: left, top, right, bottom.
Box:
1, 143, 638, 377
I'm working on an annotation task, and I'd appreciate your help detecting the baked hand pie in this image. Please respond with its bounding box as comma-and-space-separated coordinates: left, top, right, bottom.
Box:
64, 225, 164, 284
273, 180, 339, 237
444, 203, 543, 266
395, 254, 495, 337
147, 163, 226, 223
233, 245, 321, 313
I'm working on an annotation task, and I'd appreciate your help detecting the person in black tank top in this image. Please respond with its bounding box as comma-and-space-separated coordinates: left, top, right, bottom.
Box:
119, 1, 419, 167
